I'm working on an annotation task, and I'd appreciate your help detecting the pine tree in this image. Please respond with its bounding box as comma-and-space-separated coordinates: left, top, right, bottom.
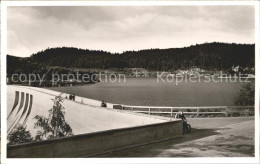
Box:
34, 94, 73, 140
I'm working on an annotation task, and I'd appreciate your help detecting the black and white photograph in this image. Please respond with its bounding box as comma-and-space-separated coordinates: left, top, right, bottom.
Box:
1, 1, 260, 163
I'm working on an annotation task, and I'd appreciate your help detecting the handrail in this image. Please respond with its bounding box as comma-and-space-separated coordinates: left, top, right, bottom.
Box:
122, 105, 225, 109
121, 105, 254, 109
119, 105, 254, 116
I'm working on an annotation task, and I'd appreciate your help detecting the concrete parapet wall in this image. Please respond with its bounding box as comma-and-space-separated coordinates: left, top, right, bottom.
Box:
8, 120, 182, 158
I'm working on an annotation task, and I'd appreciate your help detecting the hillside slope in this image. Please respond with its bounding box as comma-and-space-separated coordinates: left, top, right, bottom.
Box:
7, 42, 255, 72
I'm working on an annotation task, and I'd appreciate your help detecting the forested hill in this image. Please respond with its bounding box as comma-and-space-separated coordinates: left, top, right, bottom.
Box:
8, 42, 255, 71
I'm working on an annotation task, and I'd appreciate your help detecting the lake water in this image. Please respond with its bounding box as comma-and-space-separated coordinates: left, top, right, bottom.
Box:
48, 78, 254, 107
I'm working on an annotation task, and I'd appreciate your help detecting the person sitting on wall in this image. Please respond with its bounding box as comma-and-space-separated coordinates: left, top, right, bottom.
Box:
175, 111, 187, 134
176, 111, 186, 121
101, 100, 107, 107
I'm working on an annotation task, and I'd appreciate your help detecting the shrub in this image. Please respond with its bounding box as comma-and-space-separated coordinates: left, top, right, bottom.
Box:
8, 124, 33, 146
234, 83, 255, 106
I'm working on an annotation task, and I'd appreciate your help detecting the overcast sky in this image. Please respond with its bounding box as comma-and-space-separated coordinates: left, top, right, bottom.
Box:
7, 6, 255, 57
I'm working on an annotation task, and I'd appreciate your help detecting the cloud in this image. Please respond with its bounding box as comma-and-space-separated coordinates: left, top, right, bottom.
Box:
7, 5, 255, 57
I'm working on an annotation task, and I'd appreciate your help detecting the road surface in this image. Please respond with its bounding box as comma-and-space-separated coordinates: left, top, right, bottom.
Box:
97, 117, 254, 157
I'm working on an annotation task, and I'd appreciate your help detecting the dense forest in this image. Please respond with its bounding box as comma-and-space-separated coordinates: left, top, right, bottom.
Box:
7, 55, 99, 86
7, 42, 255, 75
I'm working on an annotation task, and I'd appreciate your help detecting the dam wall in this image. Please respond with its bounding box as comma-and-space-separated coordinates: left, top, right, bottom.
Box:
8, 120, 182, 158
8, 86, 170, 137
7, 85, 181, 158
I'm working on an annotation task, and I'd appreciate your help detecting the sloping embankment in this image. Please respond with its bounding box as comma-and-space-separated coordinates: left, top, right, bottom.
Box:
7, 85, 182, 157
7, 85, 172, 136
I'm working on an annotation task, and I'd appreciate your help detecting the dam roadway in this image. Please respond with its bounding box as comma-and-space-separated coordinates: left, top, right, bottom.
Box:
97, 117, 254, 157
